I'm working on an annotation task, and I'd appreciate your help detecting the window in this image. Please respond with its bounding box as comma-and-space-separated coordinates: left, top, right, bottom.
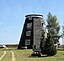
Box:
26, 31, 31, 36
25, 39, 30, 45
28, 17, 32, 20
34, 18, 39, 21
27, 23, 32, 29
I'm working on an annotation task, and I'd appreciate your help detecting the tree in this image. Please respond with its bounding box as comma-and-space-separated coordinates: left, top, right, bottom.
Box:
62, 22, 64, 38
44, 33, 57, 56
41, 12, 57, 56
62, 22, 64, 50
47, 12, 60, 44
40, 29, 46, 54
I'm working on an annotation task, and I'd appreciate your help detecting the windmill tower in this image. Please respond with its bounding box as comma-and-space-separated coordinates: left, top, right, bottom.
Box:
18, 14, 46, 49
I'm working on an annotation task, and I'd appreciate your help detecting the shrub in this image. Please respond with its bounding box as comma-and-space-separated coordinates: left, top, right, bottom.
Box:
44, 33, 57, 56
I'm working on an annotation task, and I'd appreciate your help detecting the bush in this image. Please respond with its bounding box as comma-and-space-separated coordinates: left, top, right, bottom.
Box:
44, 33, 57, 56
41, 33, 57, 56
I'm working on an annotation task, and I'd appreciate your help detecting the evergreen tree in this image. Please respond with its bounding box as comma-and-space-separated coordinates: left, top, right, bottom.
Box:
41, 12, 57, 56
40, 30, 46, 54
47, 12, 60, 44
62, 22, 64, 49
62, 22, 64, 38
44, 33, 57, 56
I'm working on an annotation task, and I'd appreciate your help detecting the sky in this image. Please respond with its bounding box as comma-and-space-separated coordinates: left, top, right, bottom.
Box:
0, 0, 64, 44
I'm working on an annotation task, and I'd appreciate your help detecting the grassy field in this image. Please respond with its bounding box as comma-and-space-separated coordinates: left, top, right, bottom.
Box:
1, 51, 11, 61
0, 49, 4, 58
0, 48, 12, 61
13, 49, 64, 61
0, 48, 64, 61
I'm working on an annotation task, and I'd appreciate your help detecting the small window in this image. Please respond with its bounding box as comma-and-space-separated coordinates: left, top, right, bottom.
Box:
25, 39, 30, 45
34, 18, 39, 21
26, 31, 31, 36
28, 17, 32, 20
27, 23, 32, 29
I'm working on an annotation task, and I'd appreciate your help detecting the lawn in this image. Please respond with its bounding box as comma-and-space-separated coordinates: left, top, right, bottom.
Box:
13, 49, 64, 61
0, 48, 64, 61
0, 49, 4, 58
1, 50, 12, 61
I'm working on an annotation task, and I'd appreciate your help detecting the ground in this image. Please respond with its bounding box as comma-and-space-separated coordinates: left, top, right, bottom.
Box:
0, 48, 64, 61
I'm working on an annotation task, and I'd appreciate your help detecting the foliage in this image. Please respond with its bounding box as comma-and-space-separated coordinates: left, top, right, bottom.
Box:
40, 30, 46, 54
47, 12, 60, 44
44, 33, 57, 56
41, 12, 58, 56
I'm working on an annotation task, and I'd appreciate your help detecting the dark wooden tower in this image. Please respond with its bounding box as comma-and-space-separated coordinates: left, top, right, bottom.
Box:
18, 14, 45, 49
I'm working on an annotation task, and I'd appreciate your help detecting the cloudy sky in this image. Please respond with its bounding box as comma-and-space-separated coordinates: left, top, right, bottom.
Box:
0, 0, 64, 44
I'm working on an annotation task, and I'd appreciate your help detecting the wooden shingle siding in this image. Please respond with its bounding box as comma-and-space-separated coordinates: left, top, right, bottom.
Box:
18, 14, 45, 49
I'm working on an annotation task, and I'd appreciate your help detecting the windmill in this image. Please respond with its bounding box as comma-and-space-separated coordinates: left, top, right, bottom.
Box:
17, 14, 47, 56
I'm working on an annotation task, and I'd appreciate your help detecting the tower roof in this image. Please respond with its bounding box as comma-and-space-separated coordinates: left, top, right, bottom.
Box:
25, 14, 43, 18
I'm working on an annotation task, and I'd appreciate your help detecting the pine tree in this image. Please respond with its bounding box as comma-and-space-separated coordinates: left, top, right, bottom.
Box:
62, 22, 64, 39
44, 33, 57, 56
47, 12, 60, 44
42, 13, 59, 56
62, 22, 64, 49
44, 12, 57, 56
41, 12, 58, 56
40, 30, 46, 54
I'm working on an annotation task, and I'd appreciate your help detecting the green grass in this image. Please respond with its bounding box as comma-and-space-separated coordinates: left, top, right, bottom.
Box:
13, 49, 32, 61
0, 48, 12, 61
1, 50, 12, 61
0, 49, 4, 57
0, 48, 64, 61
13, 49, 64, 61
